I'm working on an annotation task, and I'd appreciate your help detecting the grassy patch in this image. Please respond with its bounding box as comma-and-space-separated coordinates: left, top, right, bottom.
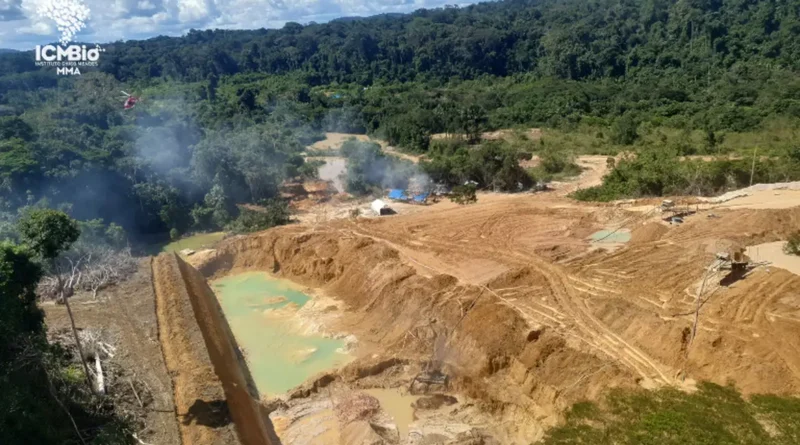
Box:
527, 149, 584, 182
539, 125, 623, 156
539, 383, 800, 445
61, 364, 85, 385
161, 231, 227, 253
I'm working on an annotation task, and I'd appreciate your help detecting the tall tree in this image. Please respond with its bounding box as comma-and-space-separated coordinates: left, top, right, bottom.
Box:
16, 210, 92, 393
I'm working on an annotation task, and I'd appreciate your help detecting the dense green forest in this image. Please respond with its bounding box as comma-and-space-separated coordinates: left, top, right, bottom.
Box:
1, 0, 800, 242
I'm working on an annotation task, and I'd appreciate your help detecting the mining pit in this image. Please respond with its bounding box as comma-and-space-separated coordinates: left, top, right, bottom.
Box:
143, 179, 800, 445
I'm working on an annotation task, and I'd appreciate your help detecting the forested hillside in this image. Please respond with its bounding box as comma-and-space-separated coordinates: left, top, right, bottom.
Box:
1, 0, 800, 243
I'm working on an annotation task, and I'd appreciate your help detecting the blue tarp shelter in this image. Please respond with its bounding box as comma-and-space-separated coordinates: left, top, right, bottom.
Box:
388, 189, 408, 200
412, 193, 430, 203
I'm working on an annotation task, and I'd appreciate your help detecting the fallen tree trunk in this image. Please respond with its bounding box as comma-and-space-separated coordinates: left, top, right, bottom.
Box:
94, 355, 105, 395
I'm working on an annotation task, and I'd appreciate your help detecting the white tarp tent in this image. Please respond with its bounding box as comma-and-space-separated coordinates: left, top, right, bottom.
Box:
371, 199, 393, 215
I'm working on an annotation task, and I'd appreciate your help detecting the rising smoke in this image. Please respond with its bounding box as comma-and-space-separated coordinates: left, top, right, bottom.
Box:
339, 138, 431, 195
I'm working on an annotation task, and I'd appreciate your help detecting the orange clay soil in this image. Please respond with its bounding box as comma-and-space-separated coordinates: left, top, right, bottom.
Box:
181, 188, 800, 442
196, 196, 800, 386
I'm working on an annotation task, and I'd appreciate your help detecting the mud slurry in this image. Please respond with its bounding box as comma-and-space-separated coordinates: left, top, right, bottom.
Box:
211, 271, 352, 397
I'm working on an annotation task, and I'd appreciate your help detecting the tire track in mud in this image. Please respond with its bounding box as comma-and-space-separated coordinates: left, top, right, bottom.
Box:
341, 223, 674, 386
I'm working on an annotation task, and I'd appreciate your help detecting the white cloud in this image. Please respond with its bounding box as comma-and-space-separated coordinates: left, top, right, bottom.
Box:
0, 0, 473, 49
17, 19, 51, 33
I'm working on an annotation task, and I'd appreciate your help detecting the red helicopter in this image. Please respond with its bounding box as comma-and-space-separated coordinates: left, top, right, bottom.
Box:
121, 91, 140, 110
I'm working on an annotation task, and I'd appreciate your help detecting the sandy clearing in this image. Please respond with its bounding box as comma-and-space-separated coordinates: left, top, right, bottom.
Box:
307, 132, 423, 165
308, 133, 370, 151
184, 172, 800, 444
716, 190, 800, 210
747, 241, 800, 276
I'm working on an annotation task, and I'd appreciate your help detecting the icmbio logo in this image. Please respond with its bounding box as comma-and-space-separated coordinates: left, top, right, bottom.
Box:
33, 0, 104, 75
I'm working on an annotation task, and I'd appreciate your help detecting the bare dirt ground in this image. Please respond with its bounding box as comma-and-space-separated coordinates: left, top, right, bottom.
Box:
715, 189, 800, 210
307, 133, 371, 151
747, 241, 800, 276
42, 259, 181, 445
188, 171, 800, 443
549, 155, 611, 195
54, 149, 800, 444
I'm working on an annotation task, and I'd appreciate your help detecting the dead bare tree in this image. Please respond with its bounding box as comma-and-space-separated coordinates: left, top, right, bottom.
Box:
81, 247, 137, 299
38, 248, 137, 301
36, 247, 136, 397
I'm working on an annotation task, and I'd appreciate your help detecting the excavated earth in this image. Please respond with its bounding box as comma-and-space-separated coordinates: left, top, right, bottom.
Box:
161, 189, 800, 444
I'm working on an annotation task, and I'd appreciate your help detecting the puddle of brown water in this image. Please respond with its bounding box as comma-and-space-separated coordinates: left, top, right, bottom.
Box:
363, 388, 420, 440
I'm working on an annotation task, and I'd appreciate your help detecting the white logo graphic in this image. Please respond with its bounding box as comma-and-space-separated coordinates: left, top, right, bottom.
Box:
37, 0, 91, 47
34, 0, 102, 75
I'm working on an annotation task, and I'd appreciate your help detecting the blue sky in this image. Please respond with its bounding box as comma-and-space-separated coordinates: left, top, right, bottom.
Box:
0, 0, 474, 50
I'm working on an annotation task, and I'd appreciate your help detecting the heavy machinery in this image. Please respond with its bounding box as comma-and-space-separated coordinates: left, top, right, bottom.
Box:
661, 199, 696, 223
716, 247, 749, 271
715, 247, 763, 286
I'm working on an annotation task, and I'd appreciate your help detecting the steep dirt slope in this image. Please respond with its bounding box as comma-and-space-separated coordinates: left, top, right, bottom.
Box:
329, 197, 800, 395
197, 227, 636, 441
152, 253, 279, 445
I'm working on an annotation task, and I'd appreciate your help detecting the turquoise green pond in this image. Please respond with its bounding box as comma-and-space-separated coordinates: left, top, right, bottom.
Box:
211, 272, 351, 397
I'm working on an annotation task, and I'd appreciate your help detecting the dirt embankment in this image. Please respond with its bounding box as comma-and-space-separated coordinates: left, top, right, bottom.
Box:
152, 253, 279, 445
195, 228, 635, 442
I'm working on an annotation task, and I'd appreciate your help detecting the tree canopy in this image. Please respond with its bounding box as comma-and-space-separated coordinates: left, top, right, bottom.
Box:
1, 0, 800, 241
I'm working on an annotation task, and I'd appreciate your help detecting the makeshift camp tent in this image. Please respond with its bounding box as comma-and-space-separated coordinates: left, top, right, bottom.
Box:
388, 189, 409, 201
412, 192, 430, 204
371, 199, 394, 216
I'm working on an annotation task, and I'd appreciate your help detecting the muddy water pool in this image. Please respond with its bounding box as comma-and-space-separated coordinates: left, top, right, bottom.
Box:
211, 271, 352, 397
363, 388, 419, 439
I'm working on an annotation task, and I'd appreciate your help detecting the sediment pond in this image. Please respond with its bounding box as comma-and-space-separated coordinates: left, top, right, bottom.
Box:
212, 271, 351, 397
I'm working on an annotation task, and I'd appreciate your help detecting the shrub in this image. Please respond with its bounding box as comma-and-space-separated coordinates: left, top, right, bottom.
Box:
229, 200, 291, 233
540, 150, 582, 176
423, 142, 533, 192
611, 114, 640, 145
785, 232, 800, 256
450, 184, 478, 205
